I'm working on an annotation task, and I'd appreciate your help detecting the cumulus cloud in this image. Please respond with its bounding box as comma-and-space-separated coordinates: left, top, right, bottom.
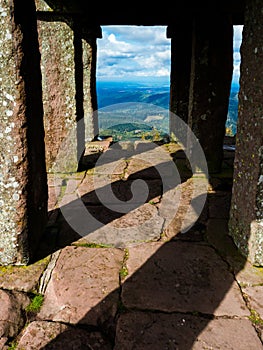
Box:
232, 25, 243, 85
97, 25, 243, 83
97, 26, 171, 80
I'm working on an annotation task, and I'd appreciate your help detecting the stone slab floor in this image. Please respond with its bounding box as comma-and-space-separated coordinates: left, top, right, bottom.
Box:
0, 140, 262, 349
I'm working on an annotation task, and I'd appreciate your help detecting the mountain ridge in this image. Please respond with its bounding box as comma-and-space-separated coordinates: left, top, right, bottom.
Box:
97, 80, 239, 137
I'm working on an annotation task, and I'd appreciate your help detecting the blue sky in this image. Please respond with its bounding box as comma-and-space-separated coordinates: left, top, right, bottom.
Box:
97, 25, 243, 84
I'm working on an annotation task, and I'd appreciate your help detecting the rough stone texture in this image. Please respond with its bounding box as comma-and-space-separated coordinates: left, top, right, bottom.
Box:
115, 312, 262, 350
0, 0, 48, 265
168, 20, 193, 131
236, 262, 263, 288
188, 14, 233, 173
0, 337, 8, 349
0, 141, 262, 348
51, 141, 189, 248
83, 35, 99, 141
122, 241, 249, 316
70, 203, 164, 247
0, 289, 30, 340
243, 285, 263, 319
38, 246, 124, 326
0, 257, 49, 292
37, 9, 101, 172
229, 0, 263, 266
35, 0, 52, 11
206, 218, 242, 260
16, 321, 112, 350
37, 18, 78, 172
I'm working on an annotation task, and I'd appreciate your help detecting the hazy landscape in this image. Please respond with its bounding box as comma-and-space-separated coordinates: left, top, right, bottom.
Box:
96, 80, 239, 141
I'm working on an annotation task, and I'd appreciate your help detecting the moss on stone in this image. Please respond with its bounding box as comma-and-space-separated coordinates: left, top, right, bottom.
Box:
25, 293, 44, 313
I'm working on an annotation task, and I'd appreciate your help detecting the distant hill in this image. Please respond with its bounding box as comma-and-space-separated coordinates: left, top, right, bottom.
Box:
107, 122, 152, 132
97, 81, 170, 110
226, 84, 239, 135
97, 80, 239, 137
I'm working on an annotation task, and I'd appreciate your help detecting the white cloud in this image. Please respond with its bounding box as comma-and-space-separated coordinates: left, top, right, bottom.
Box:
97, 26, 171, 80
232, 25, 243, 85
97, 25, 243, 83
233, 25, 243, 51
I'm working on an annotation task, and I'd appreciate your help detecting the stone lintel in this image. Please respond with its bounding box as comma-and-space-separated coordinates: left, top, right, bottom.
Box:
36, 11, 102, 39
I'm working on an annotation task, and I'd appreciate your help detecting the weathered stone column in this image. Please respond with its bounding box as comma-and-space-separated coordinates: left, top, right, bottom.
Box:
82, 27, 101, 142
167, 20, 192, 136
36, 3, 101, 172
36, 7, 78, 172
0, 0, 47, 265
229, 0, 263, 266
188, 15, 233, 173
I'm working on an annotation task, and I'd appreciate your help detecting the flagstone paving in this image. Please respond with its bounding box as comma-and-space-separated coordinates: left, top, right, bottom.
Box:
0, 140, 262, 349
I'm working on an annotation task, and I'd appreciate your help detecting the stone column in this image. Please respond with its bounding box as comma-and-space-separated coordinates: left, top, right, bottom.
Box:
36, 9, 77, 172
36, 6, 101, 172
167, 20, 192, 138
0, 0, 47, 265
229, 0, 263, 266
188, 15, 233, 173
82, 26, 101, 142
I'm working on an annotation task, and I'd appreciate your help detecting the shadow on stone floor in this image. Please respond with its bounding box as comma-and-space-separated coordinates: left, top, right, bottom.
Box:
34, 149, 194, 262
21, 143, 262, 349
36, 213, 260, 349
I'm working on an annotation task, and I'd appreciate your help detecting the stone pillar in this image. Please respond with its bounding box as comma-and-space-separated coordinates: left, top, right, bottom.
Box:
167, 20, 192, 137
36, 10, 77, 172
188, 15, 233, 173
0, 0, 47, 265
36, 5, 101, 172
82, 27, 101, 142
229, 0, 263, 266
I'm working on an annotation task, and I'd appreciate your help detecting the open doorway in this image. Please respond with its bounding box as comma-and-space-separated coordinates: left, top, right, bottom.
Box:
96, 26, 171, 142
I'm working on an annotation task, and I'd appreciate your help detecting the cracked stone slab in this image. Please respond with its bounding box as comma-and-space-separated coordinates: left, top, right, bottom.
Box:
206, 219, 263, 288
48, 185, 59, 211
57, 202, 164, 248
114, 311, 262, 350
0, 257, 50, 292
38, 246, 124, 326
122, 241, 249, 316
125, 157, 176, 180
77, 174, 122, 204
94, 158, 127, 175
235, 262, 263, 289
0, 337, 8, 348
0, 290, 30, 339
78, 177, 163, 207
243, 285, 263, 319
16, 321, 112, 350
